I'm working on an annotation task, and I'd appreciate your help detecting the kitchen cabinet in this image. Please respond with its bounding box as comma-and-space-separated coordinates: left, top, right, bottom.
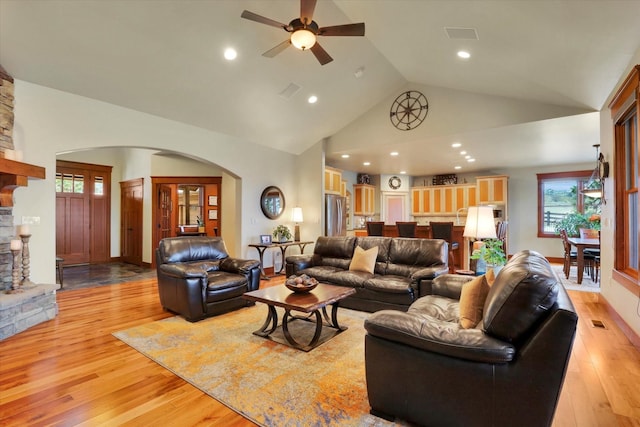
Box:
476, 175, 507, 204
411, 184, 476, 215
354, 184, 375, 216
324, 167, 342, 195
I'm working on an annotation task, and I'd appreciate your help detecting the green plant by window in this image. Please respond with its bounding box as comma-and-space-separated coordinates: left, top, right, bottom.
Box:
553, 212, 600, 237
273, 225, 292, 241
470, 239, 507, 266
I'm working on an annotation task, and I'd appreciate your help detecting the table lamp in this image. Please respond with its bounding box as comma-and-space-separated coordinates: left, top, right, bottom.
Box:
292, 207, 303, 242
463, 206, 497, 274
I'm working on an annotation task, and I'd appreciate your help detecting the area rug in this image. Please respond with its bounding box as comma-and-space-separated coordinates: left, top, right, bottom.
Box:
113, 306, 400, 427
552, 264, 600, 293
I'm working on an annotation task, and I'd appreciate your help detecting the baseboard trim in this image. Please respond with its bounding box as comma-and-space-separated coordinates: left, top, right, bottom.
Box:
600, 294, 640, 352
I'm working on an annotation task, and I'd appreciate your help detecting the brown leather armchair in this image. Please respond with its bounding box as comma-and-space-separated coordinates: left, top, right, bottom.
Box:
364, 250, 577, 427
156, 236, 261, 322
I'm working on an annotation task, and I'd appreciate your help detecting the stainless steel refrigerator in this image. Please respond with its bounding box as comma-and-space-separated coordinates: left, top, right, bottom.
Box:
325, 194, 347, 236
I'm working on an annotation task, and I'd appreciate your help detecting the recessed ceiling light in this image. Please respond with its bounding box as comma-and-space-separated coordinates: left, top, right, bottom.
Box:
390, 151, 399, 156
341, 154, 350, 158
451, 143, 462, 148
454, 165, 462, 170
467, 158, 476, 162
363, 162, 371, 166
224, 48, 237, 60
400, 171, 406, 174
460, 151, 467, 155
465, 155, 471, 159
457, 50, 471, 59
308, 95, 318, 104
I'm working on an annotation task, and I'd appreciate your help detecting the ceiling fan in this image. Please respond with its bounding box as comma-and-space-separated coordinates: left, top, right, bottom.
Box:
240, 0, 365, 65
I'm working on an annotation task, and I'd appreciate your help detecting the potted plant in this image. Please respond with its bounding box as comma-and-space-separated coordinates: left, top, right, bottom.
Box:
273, 225, 292, 243
470, 238, 507, 275
197, 216, 205, 233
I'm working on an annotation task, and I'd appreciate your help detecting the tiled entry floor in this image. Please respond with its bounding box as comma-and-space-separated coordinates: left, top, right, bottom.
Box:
58, 262, 157, 291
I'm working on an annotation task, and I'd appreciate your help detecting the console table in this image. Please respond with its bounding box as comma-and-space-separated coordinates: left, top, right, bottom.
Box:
248, 241, 313, 280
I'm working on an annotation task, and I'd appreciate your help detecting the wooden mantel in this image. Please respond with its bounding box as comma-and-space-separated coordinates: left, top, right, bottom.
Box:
0, 157, 46, 207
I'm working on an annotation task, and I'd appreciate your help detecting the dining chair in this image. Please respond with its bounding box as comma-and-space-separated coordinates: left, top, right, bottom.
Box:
559, 229, 596, 280
396, 221, 418, 238
366, 221, 385, 236
495, 220, 508, 254
429, 222, 459, 273
579, 228, 599, 239
581, 229, 601, 282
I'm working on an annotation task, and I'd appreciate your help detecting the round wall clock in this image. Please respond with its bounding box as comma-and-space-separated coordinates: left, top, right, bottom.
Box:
388, 176, 402, 190
390, 90, 429, 131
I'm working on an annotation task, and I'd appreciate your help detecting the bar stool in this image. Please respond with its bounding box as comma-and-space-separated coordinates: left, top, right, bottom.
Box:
429, 222, 459, 273
366, 221, 385, 236
396, 222, 417, 238
56, 257, 64, 288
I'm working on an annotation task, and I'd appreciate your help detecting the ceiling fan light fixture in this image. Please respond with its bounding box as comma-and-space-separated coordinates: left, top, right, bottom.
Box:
291, 29, 316, 50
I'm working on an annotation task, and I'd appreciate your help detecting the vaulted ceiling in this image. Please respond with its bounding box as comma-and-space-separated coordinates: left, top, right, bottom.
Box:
1, 0, 639, 175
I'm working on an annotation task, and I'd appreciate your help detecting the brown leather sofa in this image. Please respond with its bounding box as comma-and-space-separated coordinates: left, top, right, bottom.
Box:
364, 250, 578, 427
156, 236, 261, 322
285, 236, 449, 312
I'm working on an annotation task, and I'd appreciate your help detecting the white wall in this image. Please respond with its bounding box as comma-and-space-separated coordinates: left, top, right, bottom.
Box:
12, 80, 299, 282
329, 82, 592, 153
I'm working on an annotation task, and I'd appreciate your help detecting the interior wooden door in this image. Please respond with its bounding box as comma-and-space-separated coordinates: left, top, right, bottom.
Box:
157, 184, 173, 242
120, 178, 143, 266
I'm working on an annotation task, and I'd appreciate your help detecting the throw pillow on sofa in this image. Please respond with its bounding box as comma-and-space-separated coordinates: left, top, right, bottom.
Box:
349, 245, 379, 274
459, 274, 490, 329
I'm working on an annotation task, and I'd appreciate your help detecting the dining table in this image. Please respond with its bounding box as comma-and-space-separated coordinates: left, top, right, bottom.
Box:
566, 237, 600, 284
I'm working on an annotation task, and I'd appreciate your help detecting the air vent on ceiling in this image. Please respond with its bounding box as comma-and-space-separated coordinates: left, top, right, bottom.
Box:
279, 83, 301, 99
444, 27, 479, 40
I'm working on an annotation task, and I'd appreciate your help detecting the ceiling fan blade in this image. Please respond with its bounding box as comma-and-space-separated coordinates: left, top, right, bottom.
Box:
318, 23, 365, 37
241, 10, 288, 29
300, 0, 317, 25
263, 39, 291, 58
310, 42, 333, 65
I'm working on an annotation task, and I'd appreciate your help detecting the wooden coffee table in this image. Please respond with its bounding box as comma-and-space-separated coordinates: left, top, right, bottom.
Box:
242, 283, 356, 352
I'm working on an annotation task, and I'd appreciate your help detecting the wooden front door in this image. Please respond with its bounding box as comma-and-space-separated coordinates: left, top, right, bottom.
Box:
56, 161, 112, 265
120, 178, 143, 266
56, 187, 90, 265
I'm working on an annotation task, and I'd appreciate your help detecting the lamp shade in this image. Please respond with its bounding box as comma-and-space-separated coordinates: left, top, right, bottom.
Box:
291, 29, 316, 50
463, 206, 497, 239
582, 188, 602, 198
292, 207, 304, 223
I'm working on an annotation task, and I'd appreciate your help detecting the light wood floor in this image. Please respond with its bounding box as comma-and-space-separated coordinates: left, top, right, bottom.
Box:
1, 278, 639, 426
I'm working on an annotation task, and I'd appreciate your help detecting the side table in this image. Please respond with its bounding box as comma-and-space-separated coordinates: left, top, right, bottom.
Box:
248, 241, 313, 280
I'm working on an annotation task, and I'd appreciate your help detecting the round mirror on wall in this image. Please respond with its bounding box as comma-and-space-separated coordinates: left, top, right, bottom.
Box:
260, 186, 285, 219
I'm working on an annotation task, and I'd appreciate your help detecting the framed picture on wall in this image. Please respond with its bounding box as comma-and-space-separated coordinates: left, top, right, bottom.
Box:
260, 234, 272, 244
208, 209, 218, 220
208, 195, 218, 206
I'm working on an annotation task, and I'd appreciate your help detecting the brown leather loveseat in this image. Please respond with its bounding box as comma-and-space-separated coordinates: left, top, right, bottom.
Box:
156, 236, 261, 322
285, 236, 449, 312
364, 250, 578, 426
